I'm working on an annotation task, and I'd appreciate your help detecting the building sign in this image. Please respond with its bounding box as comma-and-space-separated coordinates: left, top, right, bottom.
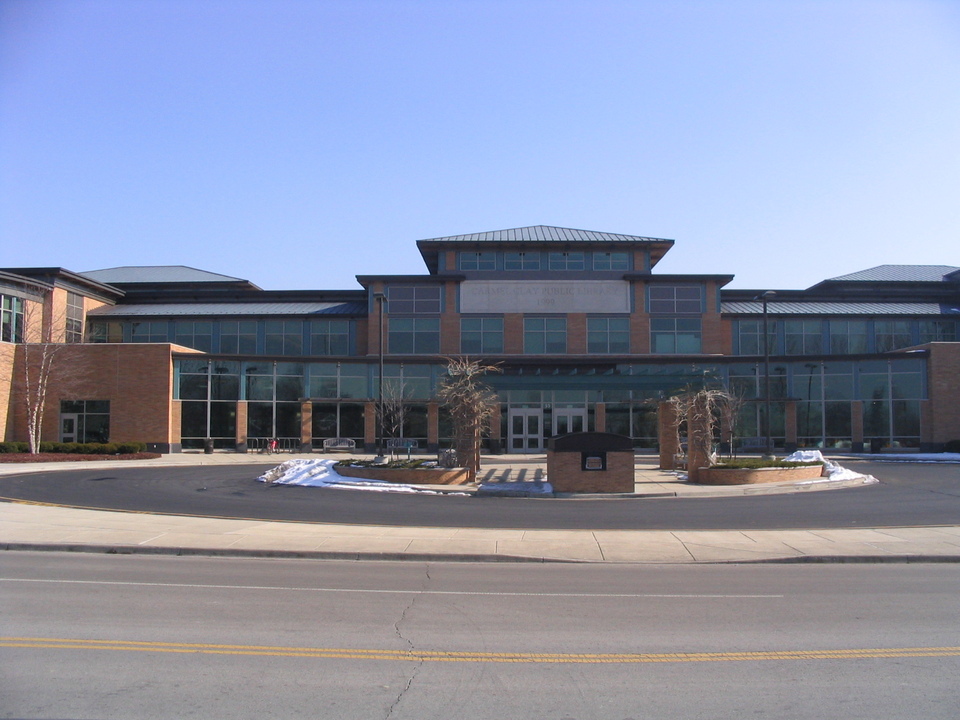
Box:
460, 280, 631, 314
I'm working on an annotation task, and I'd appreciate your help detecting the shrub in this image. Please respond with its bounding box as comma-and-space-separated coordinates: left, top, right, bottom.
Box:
0, 442, 29, 453
944, 439, 960, 453
712, 458, 824, 470
335, 458, 434, 469
18, 441, 149, 455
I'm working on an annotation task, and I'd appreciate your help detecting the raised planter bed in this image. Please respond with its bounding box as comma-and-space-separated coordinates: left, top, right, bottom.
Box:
694, 464, 825, 485
335, 465, 471, 485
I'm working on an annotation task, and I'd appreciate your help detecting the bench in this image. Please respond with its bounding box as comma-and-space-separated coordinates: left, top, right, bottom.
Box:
323, 438, 356, 453
386, 438, 419, 460
737, 437, 768, 453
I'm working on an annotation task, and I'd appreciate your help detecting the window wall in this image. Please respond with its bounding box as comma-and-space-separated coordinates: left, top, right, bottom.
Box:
461, 317, 504, 354
524, 317, 566, 353
65, 292, 84, 343
1, 294, 24, 342
587, 317, 630, 354
59, 400, 110, 443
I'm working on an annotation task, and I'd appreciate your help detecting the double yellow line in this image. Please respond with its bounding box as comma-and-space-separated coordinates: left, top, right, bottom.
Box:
4, 637, 960, 664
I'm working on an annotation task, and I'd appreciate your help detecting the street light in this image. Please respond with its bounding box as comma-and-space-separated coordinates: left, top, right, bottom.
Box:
758, 290, 776, 458
373, 291, 387, 463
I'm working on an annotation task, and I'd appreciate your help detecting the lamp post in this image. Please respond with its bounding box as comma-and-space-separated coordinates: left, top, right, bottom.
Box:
374, 291, 386, 462
759, 290, 776, 458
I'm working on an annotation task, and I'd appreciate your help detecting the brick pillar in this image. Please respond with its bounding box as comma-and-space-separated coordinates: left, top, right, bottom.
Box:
594, 402, 606, 432
364, 401, 376, 453
658, 400, 679, 470
427, 402, 439, 452
488, 403, 502, 454
235, 401, 248, 452
851, 401, 864, 453
686, 393, 711, 483
300, 400, 312, 452
784, 400, 798, 453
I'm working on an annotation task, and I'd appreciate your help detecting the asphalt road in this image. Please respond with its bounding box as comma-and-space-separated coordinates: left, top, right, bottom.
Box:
0, 459, 957, 530
3, 553, 959, 720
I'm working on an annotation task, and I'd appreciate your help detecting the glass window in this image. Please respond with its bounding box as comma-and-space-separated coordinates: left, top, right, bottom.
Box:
65, 292, 84, 343
587, 317, 630, 353
387, 285, 441, 314
1, 295, 25, 342
174, 321, 213, 352
651, 318, 702, 353
920, 320, 956, 343
264, 320, 303, 356
504, 252, 540, 271
548, 252, 585, 271
592, 252, 629, 271
874, 320, 912, 353
737, 319, 778, 355
219, 320, 258, 354
524, 317, 566, 354
388, 318, 440, 354
309, 319, 351, 355
829, 320, 868, 354
458, 251, 496, 271
59, 400, 110, 443
87, 321, 123, 343
649, 286, 702, 314
461, 317, 504, 354
784, 319, 823, 355
131, 321, 169, 343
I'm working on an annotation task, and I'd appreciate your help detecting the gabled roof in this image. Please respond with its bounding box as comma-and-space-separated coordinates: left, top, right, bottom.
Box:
81, 265, 252, 285
823, 265, 960, 283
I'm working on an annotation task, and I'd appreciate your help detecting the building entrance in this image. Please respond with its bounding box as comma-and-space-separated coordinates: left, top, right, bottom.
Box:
553, 408, 587, 436
508, 408, 542, 453
60, 414, 78, 443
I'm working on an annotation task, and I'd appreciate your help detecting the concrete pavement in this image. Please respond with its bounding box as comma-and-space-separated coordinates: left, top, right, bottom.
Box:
2, 451, 959, 564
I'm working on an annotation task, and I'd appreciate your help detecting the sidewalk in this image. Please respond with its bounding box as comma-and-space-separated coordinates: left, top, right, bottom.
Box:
2, 452, 959, 564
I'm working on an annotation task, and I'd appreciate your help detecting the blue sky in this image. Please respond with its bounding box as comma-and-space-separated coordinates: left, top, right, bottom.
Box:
2, 0, 958, 291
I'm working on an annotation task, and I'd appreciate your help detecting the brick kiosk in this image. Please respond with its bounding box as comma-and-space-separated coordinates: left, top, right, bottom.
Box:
546, 432, 635, 493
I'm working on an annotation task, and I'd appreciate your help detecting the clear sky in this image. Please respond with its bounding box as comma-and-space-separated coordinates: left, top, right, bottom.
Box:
2, 0, 958, 292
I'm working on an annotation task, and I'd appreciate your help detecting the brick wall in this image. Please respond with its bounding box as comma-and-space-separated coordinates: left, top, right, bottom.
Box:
927, 343, 960, 444
547, 450, 634, 493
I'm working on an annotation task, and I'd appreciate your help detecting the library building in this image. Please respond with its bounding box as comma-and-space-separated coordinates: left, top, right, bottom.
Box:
2, 225, 959, 454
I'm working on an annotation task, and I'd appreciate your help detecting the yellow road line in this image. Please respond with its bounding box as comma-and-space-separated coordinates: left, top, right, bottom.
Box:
3, 637, 959, 664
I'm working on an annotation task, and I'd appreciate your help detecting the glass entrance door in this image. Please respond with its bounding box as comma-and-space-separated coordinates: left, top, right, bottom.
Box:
553, 408, 587, 436
508, 409, 542, 453
60, 414, 79, 443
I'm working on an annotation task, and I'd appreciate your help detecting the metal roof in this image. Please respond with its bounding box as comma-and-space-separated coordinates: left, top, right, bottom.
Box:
81, 266, 248, 284
824, 265, 960, 283
722, 300, 955, 316
416, 225, 674, 245
88, 301, 367, 318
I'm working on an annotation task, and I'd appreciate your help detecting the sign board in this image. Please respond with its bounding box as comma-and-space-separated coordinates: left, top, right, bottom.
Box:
460, 280, 631, 314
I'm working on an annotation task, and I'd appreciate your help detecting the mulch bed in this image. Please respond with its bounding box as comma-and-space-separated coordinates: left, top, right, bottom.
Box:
0, 453, 162, 463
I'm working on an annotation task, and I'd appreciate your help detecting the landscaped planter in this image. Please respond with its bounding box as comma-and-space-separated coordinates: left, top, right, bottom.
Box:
694, 464, 825, 485
335, 465, 472, 485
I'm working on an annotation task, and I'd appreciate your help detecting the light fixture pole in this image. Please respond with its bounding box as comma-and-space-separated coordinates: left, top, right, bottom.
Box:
374, 291, 387, 462
759, 290, 776, 458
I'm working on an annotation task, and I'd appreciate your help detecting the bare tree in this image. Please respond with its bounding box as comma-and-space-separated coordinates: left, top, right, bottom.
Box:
715, 386, 748, 459
377, 378, 409, 444
436, 357, 501, 482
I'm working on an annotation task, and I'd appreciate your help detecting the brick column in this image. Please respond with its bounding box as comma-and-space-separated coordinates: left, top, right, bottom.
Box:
594, 402, 606, 432
427, 402, 439, 452
364, 401, 377, 453
784, 400, 798, 452
686, 393, 711, 483
851, 401, 864, 453
235, 401, 248, 452
488, 403, 502, 454
658, 400, 679, 470
300, 400, 312, 452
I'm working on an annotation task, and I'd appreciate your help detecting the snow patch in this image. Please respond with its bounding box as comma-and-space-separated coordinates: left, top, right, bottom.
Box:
258, 459, 468, 495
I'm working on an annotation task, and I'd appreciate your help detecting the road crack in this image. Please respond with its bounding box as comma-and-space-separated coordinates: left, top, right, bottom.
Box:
384, 563, 430, 719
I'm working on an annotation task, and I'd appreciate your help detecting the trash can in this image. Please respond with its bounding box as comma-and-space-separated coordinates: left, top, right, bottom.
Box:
204, 438, 214, 454
546, 432, 634, 493
870, 437, 883, 454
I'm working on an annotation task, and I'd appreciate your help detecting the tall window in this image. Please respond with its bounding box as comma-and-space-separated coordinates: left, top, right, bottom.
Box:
651, 318, 701, 353
737, 320, 778, 355
920, 320, 956, 343
174, 321, 213, 352
458, 251, 496, 270
784, 319, 823, 355
547, 252, 585, 271
461, 317, 504, 354
592, 252, 629, 271
648, 285, 702, 313
65, 292, 84, 343
587, 317, 630, 353
309, 319, 351, 355
874, 320, 912, 353
829, 320, 868, 354
387, 286, 441, 313
265, 320, 303, 356
219, 320, 258, 354
524, 317, 566, 353
504, 252, 540, 270
1, 294, 25, 342
388, 318, 440, 354
60, 400, 110, 443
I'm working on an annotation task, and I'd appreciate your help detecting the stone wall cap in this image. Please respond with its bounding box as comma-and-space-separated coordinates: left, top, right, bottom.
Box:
547, 432, 634, 452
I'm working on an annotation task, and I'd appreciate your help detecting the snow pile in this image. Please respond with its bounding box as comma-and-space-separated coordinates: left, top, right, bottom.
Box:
257, 459, 467, 495
783, 450, 875, 484
849, 452, 960, 463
